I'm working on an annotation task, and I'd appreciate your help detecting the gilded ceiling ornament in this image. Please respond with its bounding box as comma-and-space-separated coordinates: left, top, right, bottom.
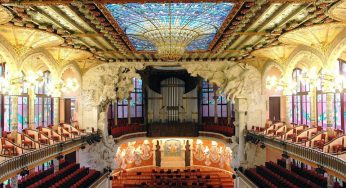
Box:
0, 5, 13, 25
328, 0, 346, 22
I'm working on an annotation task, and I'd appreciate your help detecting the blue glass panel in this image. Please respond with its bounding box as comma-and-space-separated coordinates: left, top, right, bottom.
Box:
106, 3, 234, 51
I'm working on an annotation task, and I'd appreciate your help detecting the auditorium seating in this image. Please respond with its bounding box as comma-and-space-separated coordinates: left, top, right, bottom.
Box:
18, 167, 54, 188
21, 162, 101, 188
245, 160, 325, 188
291, 164, 327, 188
244, 168, 277, 188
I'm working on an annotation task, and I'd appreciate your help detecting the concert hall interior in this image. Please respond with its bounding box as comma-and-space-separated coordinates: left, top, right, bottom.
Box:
0, 0, 345, 188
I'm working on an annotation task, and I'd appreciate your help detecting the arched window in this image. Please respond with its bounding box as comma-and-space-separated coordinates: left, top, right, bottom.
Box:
201, 80, 231, 125
291, 69, 311, 125
34, 71, 53, 127
108, 78, 144, 126
201, 81, 215, 118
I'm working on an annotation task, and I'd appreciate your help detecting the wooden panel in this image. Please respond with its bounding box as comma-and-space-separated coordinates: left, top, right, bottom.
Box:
269, 97, 280, 121
64, 98, 72, 124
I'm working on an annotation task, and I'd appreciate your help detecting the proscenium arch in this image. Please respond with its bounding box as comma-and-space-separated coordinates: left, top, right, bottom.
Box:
326, 28, 346, 70
19, 48, 59, 80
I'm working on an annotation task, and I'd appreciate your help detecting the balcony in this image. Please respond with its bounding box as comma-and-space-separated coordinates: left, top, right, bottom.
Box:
247, 131, 346, 180
0, 133, 97, 182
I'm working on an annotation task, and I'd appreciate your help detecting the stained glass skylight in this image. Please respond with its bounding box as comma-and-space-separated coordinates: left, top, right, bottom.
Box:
106, 3, 234, 52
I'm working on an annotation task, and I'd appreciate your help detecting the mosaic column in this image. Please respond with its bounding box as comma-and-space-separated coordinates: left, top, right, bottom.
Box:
285, 95, 291, 125
10, 96, 18, 132
28, 90, 36, 127
323, 74, 335, 131
285, 158, 291, 171
53, 158, 59, 173
309, 87, 317, 126
326, 93, 334, 129
53, 97, 60, 125
10, 176, 18, 188
235, 97, 247, 167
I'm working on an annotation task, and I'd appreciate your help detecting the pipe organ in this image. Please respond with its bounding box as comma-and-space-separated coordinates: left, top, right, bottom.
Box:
147, 77, 198, 123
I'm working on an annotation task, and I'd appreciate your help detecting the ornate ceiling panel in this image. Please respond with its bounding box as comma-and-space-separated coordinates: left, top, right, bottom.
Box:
328, 0, 346, 21
279, 23, 346, 49
251, 45, 297, 64
46, 47, 93, 66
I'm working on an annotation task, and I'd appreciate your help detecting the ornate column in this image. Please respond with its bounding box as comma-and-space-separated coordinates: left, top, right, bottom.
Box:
309, 87, 317, 126
285, 158, 291, 171
285, 95, 291, 125
53, 97, 60, 125
323, 75, 335, 131
28, 89, 36, 127
10, 85, 21, 139
235, 97, 247, 167
327, 174, 334, 188
10, 176, 18, 188
10, 96, 18, 131
53, 158, 59, 173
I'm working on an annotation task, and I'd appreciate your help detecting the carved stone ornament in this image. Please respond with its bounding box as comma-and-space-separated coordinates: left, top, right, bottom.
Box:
0, 6, 13, 25
79, 135, 118, 171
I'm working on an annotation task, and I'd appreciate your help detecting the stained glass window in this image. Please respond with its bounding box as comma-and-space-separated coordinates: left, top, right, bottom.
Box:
4, 96, 11, 132
201, 81, 229, 118
34, 71, 53, 127
117, 78, 143, 119
106, 3, 234, 51
202, 81, 215, 117
317, 94, 327, 129
18, 96, 28, 132
291, 69, 310, 125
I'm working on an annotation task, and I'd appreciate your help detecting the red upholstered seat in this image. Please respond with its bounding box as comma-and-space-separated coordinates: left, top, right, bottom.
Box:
1, 138, 16, 155
332, 144, 343, 153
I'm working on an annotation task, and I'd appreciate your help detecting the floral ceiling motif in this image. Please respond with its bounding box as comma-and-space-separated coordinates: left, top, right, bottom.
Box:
106, 3, 234, 51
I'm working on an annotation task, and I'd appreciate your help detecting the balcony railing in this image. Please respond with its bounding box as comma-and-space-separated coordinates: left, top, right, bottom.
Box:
247, 131, 346, 178
0, 133, 96, 182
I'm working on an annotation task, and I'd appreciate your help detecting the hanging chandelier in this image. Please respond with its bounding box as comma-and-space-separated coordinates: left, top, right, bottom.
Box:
266, 67, 346, 94
0, 71, 79, 95
142, 28, 200, 60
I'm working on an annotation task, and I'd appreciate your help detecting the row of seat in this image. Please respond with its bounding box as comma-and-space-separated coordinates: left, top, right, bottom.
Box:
291, 164, 327, 187
256, 165, 297, 188
27, 163, 80, 188
70, 169, 101, 188
265, 161, 321, 188
244, 168, 277, 188
50, 167, 89, 188
115, 168, 232, 188
18, 167, 54, 188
